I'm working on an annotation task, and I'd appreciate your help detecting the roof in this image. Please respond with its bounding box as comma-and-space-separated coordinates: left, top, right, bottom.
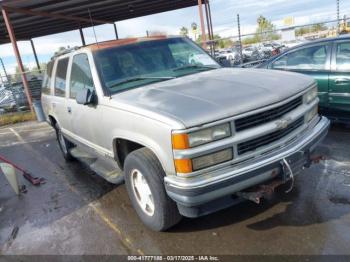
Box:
86, 35, 169, 51
291, 34, 350, 49
0, 0, 198, 44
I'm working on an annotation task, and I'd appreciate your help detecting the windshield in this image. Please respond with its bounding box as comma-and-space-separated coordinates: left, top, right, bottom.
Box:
93, 37, 220, 94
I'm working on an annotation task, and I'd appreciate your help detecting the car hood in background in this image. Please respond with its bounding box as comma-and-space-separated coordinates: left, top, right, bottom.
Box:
111, 68, 314, 128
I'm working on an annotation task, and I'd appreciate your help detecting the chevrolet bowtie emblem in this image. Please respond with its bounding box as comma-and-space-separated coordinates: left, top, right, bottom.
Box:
276, 118, 292, 129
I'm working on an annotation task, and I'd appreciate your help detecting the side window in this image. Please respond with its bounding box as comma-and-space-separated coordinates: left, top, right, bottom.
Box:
272, 45, 327, 70
336, 42, 350, 71
42, 61, 53, 95
70, 54, 94, 99
54, 58, 69, 97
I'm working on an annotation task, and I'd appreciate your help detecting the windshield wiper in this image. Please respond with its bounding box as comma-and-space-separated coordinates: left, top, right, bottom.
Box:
173, 65, 218, 72
109, 76, 176, 88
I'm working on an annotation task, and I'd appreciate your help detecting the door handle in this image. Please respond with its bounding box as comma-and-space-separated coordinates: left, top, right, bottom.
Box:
67, 107, 72, 113
334, 78, 350, 85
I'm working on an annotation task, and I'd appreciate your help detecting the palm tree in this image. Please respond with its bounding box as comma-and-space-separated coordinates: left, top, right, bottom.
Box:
179, 26, 189, 36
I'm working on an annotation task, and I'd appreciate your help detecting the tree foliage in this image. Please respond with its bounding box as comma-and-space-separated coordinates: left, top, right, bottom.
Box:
295, 23, 328, 36
255, 15, 280, 42
195, 34, 233, 49
179, 26, 189, 36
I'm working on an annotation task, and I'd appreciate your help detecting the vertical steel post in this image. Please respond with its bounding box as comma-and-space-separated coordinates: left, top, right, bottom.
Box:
30, 39, 41, 73
198, 0, 207, 49
114, 23, 119, 40
337, 0, 340, 36
204, 0, 213, 55
0, 58, 9, 83
237, 14, 243, 65
1, 8, 34, 114
207, 0, 214, 42
79, 27, 86, 46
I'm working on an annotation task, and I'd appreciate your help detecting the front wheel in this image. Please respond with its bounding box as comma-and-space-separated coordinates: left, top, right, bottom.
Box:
124, 148, 182, 231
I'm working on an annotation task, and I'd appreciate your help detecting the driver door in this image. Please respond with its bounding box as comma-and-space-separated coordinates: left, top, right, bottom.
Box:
66, 53, 100, 149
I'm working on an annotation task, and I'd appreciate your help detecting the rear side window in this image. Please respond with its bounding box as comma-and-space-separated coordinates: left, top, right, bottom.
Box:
336, 42, 350, 71
54, 58, 69, 97
272, 45, 327, 70
70, 54, 94, 99
42, 61, 53, 95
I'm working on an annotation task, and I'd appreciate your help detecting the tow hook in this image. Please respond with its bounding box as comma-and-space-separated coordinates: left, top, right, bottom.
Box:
236, 180, 285, 204
310, 155, 326, 164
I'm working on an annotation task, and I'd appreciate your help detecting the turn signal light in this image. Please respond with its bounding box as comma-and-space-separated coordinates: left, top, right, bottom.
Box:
174, 159, 192, 173
172, 133, 189, 150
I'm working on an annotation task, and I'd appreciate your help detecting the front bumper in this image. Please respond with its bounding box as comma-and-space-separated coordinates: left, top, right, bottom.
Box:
165, 116, 330, 217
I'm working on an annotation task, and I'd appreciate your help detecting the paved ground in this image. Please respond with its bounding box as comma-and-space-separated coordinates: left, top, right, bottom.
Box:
0, 121, 350, 255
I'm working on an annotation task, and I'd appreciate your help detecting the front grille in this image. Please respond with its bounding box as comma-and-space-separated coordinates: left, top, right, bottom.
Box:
235, 96, 303, 132
237, 117, 304, 155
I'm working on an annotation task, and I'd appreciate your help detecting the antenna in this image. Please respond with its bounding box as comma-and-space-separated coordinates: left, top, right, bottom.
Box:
88, 8, 99, 46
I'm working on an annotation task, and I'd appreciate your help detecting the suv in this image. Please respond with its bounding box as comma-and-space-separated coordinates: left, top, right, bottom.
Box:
42, 36, 330, 231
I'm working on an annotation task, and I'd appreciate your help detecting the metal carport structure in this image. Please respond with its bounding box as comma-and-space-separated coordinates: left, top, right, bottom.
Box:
0, 0, 214, 114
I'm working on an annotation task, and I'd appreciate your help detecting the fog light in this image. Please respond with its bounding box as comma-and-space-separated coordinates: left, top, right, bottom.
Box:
192, 148, 233, 171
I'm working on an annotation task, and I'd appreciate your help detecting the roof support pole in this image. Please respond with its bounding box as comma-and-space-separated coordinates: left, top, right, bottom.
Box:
197, 0, 207, 49
114, 23, 119, 40
1, 8, 34, 114
204, 0, 213, 55
79, 27, 86, 46
207, 0, 214, 40
30, 39, 41, 73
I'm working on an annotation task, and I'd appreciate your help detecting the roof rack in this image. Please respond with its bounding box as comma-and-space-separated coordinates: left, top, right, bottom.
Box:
51, 46, 80, 60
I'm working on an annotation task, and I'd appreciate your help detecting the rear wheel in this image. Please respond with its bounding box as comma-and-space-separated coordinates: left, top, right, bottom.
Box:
124, 148, 182, 231
55, 123, 74, 161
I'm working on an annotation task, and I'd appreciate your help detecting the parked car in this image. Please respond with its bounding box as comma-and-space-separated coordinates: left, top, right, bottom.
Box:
42, 36, 329, 231
243, 46, 265, 62
257, 35, 350, 122
216, 48, 241, 65
0, 85, 16, 110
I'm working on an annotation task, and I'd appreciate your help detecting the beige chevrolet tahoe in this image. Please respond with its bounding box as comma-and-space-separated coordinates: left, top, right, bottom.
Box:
41, 36, 330, 231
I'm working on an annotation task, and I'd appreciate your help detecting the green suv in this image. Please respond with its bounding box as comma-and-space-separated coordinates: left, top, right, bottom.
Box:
258, 36, 350, 122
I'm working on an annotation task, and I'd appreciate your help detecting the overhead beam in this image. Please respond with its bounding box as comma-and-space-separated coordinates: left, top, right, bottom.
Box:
4, 1, 196, 38
2, 6, 113, 25
1, 8, 34, 114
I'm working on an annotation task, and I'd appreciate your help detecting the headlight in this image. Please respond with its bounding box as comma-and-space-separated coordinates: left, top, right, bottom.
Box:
305, 105, 318, 122
305, 86, 318, 104
172, 123, 231, 149
188, 123, 231, 147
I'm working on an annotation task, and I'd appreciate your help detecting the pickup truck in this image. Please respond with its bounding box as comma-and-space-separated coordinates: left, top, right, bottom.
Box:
41, 36, 330, 231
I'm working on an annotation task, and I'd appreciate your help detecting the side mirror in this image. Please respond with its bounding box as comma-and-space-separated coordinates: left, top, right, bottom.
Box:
76, 89, 96, 105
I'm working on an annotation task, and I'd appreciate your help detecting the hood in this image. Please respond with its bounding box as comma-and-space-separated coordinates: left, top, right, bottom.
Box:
111, 68, 314, 128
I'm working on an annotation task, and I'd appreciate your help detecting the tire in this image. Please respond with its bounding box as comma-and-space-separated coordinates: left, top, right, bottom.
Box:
124, 148, 182, 231
55, 123, 74, 161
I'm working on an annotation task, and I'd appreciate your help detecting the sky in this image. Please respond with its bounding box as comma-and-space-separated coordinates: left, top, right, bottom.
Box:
1, 0, 350, 75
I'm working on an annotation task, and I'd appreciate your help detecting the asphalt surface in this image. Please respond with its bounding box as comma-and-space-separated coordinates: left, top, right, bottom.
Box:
0, 121, 349, 255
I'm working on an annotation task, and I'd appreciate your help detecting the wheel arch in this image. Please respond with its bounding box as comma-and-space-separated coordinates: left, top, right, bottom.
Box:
113, 137, 166, 172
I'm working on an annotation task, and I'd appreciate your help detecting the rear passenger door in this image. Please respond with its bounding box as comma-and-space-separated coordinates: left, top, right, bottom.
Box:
269, 43, 331, 109
329, 40, 350, 112
52, 58, 70, 130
